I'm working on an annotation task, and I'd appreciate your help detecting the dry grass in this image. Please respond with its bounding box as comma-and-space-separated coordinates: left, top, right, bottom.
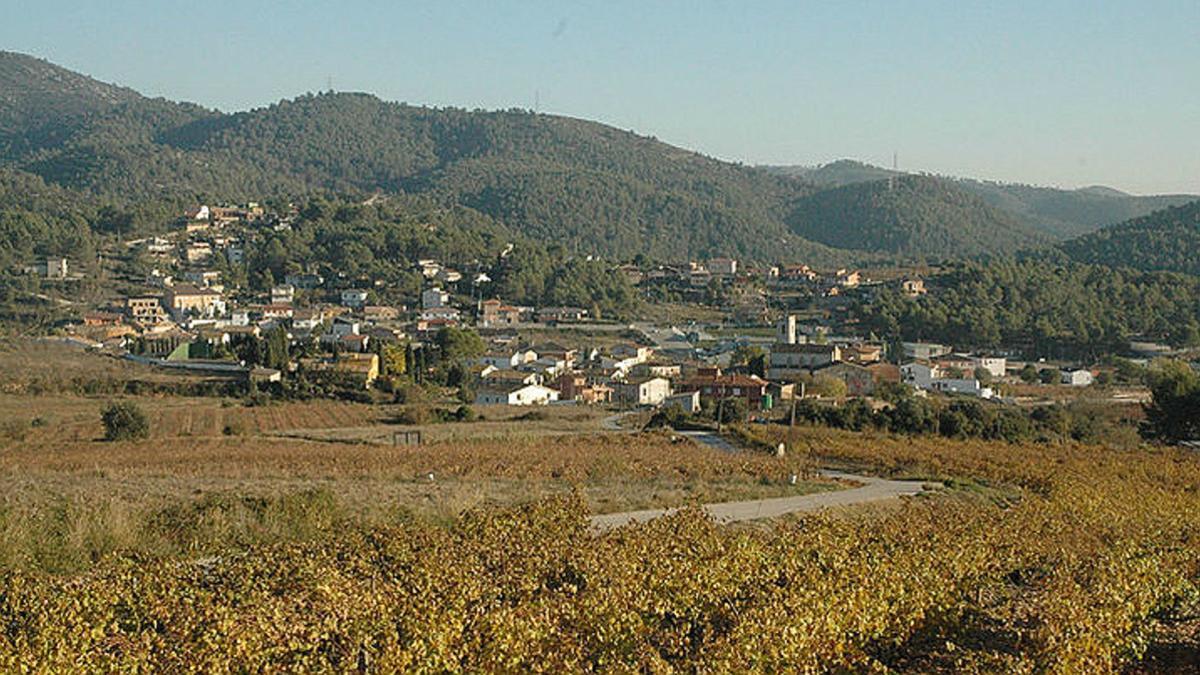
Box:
0, 392, 834, 572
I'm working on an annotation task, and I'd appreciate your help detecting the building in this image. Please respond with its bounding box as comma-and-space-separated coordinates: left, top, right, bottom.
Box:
164, 285, 225, 319
707, 257, 738, 276
767, 343, 842, 380
480, 299, 523, 327
271, 284, 295, 305
680, 369, 769, 410
44, 257, 69, 279
930, 378, 994, 399
422, 287, 450, 310
419, 307, 461, 323
901, 279, 927, 297
483, 368, 541, 388
125, 296, 166, 323
555, 373, 613, 404
184, 242, 214, 263
813, 362, 876, 396
331, 353, 379, 388
479, 348, 538, 369
776, 315, 802, 345
662, 390, 701, 414
900, 362, 937, 389
363, 305, 400, 322
184, 205, 211, 222
285, 273, 324, 290
183, 270, 222, 288
537, 306, 587, 323
475, 383, 560, 406
612, 376, 672, 407
341, 289, 369, 308
835, 269, 861, 287
1062, 369, 1095, 387
972, 356, 1007, 379
841, 344, 883, 364
82, 311, 123, 327
903, 342, 953, 361
292, 308, 326, 332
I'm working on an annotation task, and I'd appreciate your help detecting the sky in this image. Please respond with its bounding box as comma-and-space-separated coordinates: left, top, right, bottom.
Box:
2, 0, 1198, 194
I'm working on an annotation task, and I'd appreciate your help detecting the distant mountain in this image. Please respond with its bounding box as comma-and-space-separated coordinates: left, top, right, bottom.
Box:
0, 52, 861, 263
765, 160, 1197, 240
7, 51, 1188, 266
785, 175, 1049, 258
1058, 200, 1200, 276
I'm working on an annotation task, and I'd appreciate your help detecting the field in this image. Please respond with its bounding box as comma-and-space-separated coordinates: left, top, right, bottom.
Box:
2, 339, 1200, 671
0, 391, 834, 575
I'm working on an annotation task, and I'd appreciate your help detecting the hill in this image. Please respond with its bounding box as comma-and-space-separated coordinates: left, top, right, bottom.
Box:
1058, 200, 1200, 275
784, 175, 1049, 258
766, 160, 1197, 240
1, 52, 853, 263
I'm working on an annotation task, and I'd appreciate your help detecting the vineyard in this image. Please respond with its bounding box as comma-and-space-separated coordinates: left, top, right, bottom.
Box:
1, 423, 1199, 671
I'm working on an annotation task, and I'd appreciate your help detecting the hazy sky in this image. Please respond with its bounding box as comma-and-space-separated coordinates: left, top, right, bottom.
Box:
3, 0, 1198, 194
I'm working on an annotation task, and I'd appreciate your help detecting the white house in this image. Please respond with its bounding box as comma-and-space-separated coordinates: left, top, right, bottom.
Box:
929, 378, 994, 399
422, 287, 450, 309
901, 362, 937, 389
271, 284, 295, 305
903, 342, 953, 361
1061, 369, 1094, 387
663, 390, 702, 414
613, 376, 672, 407
971, 356, 1007, 379
475, 383, 560, 406
479, 348, 538, 369
341, 289, 369, 308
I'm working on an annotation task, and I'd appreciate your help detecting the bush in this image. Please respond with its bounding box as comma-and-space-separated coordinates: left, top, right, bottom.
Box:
101, 402, 149, 441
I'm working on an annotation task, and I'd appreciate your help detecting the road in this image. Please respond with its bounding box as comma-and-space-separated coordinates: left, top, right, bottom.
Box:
590, 470, 939, 531
589, 428, 940, 530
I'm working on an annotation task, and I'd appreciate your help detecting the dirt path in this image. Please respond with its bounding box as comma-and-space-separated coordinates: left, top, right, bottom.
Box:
590, 470, 939, 530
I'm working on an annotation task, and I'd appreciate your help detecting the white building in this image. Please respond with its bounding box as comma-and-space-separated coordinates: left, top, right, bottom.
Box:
971, 356, 1007, 379
479, 349, 538, 370
475, 383, 560, 406
613, 376, 672, 407
1061, 369, 1094, 387
422, 287, 450, 309
901, 362, 936, 389
341, 289, 369, 308
271, 284, 295, 305
929, 378, 994, 399
902, 342, 953, 361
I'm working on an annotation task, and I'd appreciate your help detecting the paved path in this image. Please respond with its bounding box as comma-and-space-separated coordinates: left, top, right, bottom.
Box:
676, 430, 739, 453
590, 470, 939, 531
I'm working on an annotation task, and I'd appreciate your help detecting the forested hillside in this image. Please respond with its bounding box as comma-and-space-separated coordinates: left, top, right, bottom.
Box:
1058, 201, 1200, 276
769, 160, 1197, 240
3, 51, 1195, 266
785, 175, 1048, 258
856, 258, 1200, 359
0, 52, 845, 262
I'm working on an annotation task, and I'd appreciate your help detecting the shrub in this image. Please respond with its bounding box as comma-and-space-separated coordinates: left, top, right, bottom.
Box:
101, 402, 149, 441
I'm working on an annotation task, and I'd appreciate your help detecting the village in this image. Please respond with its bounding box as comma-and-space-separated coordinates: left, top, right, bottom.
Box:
37, 202, 1159, 425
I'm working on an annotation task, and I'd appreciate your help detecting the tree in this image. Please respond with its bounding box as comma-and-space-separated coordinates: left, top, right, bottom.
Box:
264, 327, 290, 370
972, 366, 993, 386
1039, 368, 1058, 385
1143, 360, 1200, 443
381, 343, 407, 378
101, 402, 149, 441
435, 327, 485, 365
1020, 364, 1040, 384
